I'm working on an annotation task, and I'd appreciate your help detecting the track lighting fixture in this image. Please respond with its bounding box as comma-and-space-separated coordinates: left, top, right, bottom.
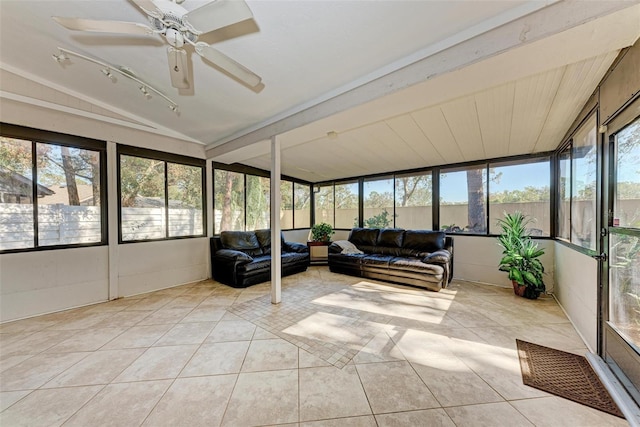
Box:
52, 48, 179, 113
51, 52, 68, 63
101, 68, 116, 82
139, 86, 152, 100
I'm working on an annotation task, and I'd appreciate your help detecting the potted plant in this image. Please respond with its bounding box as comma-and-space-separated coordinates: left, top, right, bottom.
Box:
497, 212, 546, 299
310, 222, 334, 243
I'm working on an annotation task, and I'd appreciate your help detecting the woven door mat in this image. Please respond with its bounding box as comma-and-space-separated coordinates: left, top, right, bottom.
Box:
516, 339, 624, 418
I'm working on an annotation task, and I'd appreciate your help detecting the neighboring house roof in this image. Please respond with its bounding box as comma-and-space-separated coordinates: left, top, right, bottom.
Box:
0, 166, 54, 197
39, 184, 95, 205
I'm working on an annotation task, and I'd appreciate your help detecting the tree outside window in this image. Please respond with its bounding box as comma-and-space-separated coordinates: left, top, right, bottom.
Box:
363, 177, 394, 228
395, 172, 432, 229
1, 135, 103, 250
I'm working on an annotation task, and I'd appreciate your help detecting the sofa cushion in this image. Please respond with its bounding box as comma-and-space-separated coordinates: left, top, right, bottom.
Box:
389, 257, 445, 276
402, 230, 445, 253
349, 228, 380, 247
329, 252, 368, 264
282, 252, 310, 265
215, 249, 253, 263
362, 254, 393, 267
377, 229, 405, 247
423, 249, 451, 264
238, 255, 272, 273
255, 229, 286, 255
220, 231, 263, 256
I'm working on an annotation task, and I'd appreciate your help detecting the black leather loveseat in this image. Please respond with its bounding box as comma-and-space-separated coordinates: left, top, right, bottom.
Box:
210, 229, 310, 288
328, 228, 453, 292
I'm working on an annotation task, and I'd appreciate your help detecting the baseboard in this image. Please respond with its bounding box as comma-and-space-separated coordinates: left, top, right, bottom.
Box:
587, 353, 640, 426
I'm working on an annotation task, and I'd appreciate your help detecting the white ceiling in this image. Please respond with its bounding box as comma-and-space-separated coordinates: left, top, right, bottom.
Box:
1, 1, 639, 182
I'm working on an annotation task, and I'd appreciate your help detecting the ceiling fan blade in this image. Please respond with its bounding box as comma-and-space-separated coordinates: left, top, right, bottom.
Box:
53, 16, 154, 35
167, 48, 190, 89
194, 42, 261, 88
129, 0, 162, 18
184, 0, 253, 34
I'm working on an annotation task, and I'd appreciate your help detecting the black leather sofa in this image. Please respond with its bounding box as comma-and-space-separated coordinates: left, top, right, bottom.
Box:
328, 228, 453, 292
210, 229, 310, 288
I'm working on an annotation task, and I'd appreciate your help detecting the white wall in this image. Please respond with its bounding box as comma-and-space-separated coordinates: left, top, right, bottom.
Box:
117, 238, 209, 297
553, 242, 598, 351
283, 229, 312, 244
281, 229, 350, 244
0, 247, 109, 321
451, 235, 555, 292
0, 96, 209, 322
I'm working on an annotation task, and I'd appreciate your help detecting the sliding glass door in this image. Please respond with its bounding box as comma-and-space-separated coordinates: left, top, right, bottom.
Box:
603, 113, 640, 404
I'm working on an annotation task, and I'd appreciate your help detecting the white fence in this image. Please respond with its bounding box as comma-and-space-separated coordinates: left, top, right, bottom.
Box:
121, 207, 203, 241
0, 203, 203, 250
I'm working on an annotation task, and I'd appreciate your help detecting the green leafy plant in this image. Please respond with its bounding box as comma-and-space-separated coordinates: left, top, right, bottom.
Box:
311, 222, 334, 242
497, 212, 545, 299
362, 209, 393, 229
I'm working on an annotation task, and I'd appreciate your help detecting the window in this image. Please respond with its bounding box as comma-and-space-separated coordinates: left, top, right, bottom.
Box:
312, 181, 359, 228
440, 165, 487, 233
489, 159, 550, 236
214, 169, 244, 233
363, 176, 394, 228
246, 175, 270, 230
558, 148, 571, 240
609, 117, 640, 347
572, 116, 598, 250
280, 181, 293, 229
335, 181, 359, 228
120, 155, 165, 240
613, 118, 640, 228
119, 146, 205, 242
395, 171, 432, 229
294, 183, 310, 228
168, 163, 203, 237
213, 165, 310, 233
0, 126, 105, 251
314, 184, 334, 226
556, 114, 598, 250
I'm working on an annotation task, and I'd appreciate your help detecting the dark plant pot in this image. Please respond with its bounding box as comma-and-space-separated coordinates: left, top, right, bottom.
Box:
512, 281, 540, 299
512, 281, 526, 297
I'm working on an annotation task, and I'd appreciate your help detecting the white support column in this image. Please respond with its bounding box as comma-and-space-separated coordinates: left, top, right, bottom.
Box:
107, 141, 119, 300
206, 158, 214, 279
270, 135, 282, 304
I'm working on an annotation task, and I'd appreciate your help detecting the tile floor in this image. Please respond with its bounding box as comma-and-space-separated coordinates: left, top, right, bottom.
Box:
0, 267, 629, 426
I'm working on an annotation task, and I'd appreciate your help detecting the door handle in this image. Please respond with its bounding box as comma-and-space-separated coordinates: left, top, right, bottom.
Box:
592, 253, 608, 262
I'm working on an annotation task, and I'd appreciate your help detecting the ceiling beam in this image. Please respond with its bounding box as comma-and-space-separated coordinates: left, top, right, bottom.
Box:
206, 0, 635, 159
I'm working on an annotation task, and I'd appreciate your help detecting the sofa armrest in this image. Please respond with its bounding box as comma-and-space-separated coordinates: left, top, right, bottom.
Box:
328, 242, 343, 253
284, 241, 309, 253
215, 249, 254, 264
422, 249, 451, 265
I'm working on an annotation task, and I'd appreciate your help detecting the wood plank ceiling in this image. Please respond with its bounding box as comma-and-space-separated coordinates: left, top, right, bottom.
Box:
240, 51, 618, 182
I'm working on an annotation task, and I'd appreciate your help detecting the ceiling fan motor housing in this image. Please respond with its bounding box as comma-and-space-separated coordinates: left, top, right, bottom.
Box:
149, 7, 198, 47
165, 28, 184, 47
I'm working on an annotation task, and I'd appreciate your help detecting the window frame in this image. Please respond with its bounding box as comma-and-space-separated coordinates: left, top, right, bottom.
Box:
212, 162, 312, 234
438, 162, 488, 235
118, 144, 206, 243
311, 153, 553, 238
363, 175, 394, 229
553, 111, 600, 255
0, 123, 108, 253
488, 156, 552, 236
394, 170, 434, 230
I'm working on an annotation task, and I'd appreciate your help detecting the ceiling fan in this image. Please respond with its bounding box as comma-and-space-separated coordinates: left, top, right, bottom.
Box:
53, 0, 262, 90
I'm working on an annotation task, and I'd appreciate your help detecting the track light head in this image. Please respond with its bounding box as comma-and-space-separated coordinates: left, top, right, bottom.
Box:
139, 86, 152, 99
101, 68, 116, 82
52, 52, 68, 63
